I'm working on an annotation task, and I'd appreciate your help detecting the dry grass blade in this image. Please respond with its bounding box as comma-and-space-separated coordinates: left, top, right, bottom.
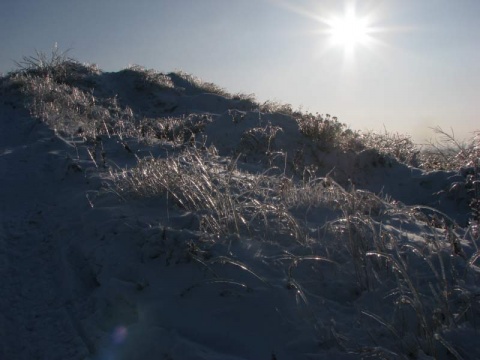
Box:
189, 254, 219, 278
361, 310, 401, 340
285, 278, 309, 306
401, 244, 444, 288
434, 333, 465, 360
467, 251, 480, 273
366, 251, 429, 336
209, 256, 271, 286
180, 278, 251, 297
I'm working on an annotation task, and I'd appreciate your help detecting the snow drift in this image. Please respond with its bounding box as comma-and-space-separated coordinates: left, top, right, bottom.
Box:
1, 56, 479, 360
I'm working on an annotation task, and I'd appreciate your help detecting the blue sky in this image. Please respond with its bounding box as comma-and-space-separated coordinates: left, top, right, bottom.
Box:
1, 0, 479, 142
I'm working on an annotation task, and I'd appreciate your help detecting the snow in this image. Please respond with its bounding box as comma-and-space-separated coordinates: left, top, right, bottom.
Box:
1, 66, 479, 360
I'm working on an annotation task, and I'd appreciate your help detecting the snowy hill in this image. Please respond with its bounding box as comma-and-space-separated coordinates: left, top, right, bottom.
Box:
1, 55, 479, 360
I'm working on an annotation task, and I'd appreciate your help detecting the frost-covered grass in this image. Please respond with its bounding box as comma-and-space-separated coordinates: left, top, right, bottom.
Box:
123, 64, 175, 91
112, 145, 480, 357
2, 49, 480, 359
421, 127, 479, 172
111, 146, 304, 243
7, 49, 132, 139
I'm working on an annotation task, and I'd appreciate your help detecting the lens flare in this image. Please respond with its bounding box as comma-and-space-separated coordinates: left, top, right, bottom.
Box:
111, 325, 128, 345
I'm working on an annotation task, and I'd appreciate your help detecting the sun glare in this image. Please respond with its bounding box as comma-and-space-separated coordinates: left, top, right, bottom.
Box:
330, 11, 368, 47
270, 0, 383, 61
324, 5, 373, 55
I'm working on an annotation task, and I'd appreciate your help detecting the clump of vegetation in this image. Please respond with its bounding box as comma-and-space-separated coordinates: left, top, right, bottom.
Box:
14, 43, 100, 86
358, 129, 419, 166
111, 146, 303, 243
139, 114, 211, 145
258, 100, 295, 115
296, 112, 360, 151
168, 70, 257, 105
419, 127, 479, 172
7, 45, 135, 139
15, 72, 134, 139
168, 71, 231, 98
123, 64, 174, 91
419, 128, 480, 229
237, 123, 283, 157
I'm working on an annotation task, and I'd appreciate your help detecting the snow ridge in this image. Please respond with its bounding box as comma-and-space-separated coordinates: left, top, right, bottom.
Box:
1, 63, 479, 359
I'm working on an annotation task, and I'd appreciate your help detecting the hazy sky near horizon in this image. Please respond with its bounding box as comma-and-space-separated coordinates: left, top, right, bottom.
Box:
1, 0, 478, 142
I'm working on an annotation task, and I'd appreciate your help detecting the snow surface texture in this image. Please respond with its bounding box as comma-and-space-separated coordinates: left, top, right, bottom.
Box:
0, 65, 479, 360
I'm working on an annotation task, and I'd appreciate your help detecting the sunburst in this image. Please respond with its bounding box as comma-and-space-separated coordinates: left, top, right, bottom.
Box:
326, 6, 372, 53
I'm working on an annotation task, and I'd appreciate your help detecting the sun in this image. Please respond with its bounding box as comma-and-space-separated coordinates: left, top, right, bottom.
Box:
326, 6, 372, 53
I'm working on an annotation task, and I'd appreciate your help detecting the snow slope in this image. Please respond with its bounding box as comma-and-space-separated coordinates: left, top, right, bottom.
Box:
0, 65, 479, 360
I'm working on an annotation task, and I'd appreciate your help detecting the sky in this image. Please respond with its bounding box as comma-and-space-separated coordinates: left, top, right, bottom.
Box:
1, 0, 479, 143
